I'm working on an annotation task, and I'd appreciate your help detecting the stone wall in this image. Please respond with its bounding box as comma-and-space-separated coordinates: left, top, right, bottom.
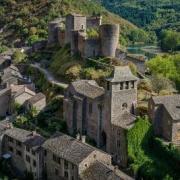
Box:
79, 150, 111, 175
32, 98, 46, 112
43, 148, 79, 180
2, 135, 27, 175
65, 14, 86, 44
100, 24, 119, 57
84, 39, 100, 58
172, 121, 180, 144
86, 16, 102, 28
110, 126, 128, 167
0, 89, 11, 117
110, 83, 137, 125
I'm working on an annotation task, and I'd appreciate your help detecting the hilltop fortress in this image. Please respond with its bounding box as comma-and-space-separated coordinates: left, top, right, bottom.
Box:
47, 13, 120, 58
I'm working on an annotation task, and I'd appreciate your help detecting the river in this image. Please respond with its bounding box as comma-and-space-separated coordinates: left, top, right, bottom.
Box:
127, 44, 162, 60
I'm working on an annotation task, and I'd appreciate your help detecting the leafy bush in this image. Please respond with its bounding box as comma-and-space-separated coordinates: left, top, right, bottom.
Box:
12, 50, 27, 64
147, 54, 180, 91
127, 116, 180, 179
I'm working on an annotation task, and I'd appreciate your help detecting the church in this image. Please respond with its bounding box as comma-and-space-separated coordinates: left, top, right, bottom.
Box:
63, 66, 138, 167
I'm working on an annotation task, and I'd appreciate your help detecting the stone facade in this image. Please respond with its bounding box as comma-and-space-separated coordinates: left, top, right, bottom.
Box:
0, 126, 133, 180
2, 128, 45, 179
148, 95, 180, 145
64, 66, 138, 167
25, 92, 46, 112
0, 88, 11, 117
42, 133, 113, 180
48, 13, 119, 58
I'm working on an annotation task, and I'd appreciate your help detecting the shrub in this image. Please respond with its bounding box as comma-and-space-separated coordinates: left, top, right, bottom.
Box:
12, 50, 27, 64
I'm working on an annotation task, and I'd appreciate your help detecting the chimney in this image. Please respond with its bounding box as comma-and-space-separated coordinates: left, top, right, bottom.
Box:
32, 131, 36, 136
81, 135, 86, 143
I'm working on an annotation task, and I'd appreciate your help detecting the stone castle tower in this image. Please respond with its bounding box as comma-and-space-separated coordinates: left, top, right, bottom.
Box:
104, 66, 138, 167
100, 24, 119, 57
65, 14, 86, 44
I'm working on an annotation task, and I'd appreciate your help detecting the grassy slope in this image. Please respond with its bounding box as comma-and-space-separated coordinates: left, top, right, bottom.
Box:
0, 0, 137, 46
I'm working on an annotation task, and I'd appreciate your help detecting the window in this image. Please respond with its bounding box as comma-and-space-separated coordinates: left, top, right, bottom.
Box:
131, 81, 135, 88
117, 130, 121, 136
120, 82, 123, 90
26, 155, 30, 163
117, 140, 120, 148
81, 25, 84, 29
72, 164, 74, 170
122, 103, 128, 110
89, 103, 92, 114
33, 160, 36, 167
125, 81, 129, 89
107, 82, 110, 91
16, 150, 22, 157
26, 146, 30, 152
58, 157, 61, 165
64, 171, 68, 178
44, 150, 47, 156
32, 150, 36, 156
8, 136, 13, 143
53, 154, 56, 162
72, 177, 74, 180
8, 146, 13, 152
64, 160, 68, 169
16, 140, 22, 147
55, 168, 58, 176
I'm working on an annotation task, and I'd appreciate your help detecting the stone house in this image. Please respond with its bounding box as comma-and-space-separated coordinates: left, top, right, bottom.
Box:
0, 120, 12, 157
148, 95, 180, 145
81, 160, 133, 180
25, 92, 46, 112
0, 65, 32, 88
2, 127, 45, 179
0, 88, 11, 117
11, 84, 36, 105
64, 66, 138, 167
42, 133, 132, 180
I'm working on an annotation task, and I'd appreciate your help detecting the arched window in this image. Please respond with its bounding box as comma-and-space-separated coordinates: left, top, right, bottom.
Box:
122, 103, 128, 110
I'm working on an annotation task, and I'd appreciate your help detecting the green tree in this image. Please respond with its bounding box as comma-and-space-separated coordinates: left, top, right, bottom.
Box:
160, 30, 180, 52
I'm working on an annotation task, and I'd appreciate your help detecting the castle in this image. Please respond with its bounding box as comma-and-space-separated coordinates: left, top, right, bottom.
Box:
47, 13, 120, 58
64, 66, 138, 167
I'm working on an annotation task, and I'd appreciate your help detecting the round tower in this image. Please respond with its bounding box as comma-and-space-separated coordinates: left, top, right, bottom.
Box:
100, 24, 119, 57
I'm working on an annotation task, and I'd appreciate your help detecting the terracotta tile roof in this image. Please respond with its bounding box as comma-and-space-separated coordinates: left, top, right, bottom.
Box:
27, 93, 46, 105
71, 80, 104, 99
42, 133, 96, 165
152, 95, 180, 121
81, 161, 134, 180
107, 66, 138, 82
